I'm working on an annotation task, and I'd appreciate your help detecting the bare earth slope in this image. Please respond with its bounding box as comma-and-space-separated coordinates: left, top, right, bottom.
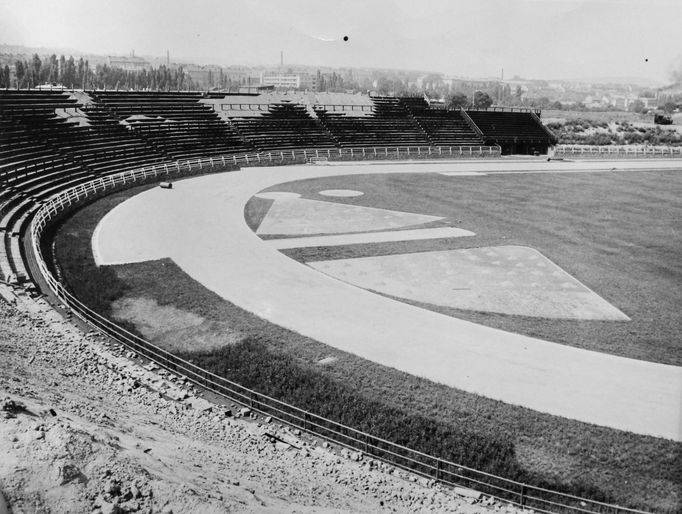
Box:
0, 287, 506, 514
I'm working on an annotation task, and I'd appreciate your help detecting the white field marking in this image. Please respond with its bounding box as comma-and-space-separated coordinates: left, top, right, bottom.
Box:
93, 159, 682, 440
255, 196, 443, 236
308, 246, 629, 321
318, 189, 364, 197
265, 226, 475, 250
254, 192, 301, 200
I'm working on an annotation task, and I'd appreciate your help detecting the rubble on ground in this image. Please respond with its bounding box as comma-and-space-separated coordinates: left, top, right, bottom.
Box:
0, 285, 528, 513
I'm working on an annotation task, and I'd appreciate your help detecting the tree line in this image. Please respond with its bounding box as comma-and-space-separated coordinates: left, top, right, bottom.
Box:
0, 53, 199, 90
1, 54, 88, 89
445, 91, 494, 109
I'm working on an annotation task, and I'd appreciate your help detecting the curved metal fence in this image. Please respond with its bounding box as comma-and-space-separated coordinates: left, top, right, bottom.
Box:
555, 144, 682, 158
26, 148, 648, 514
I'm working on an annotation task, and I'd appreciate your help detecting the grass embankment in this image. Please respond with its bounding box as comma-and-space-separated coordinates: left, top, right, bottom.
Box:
261, 170, 682, 366
52, 174, 682, 512
52, 183, 158, 334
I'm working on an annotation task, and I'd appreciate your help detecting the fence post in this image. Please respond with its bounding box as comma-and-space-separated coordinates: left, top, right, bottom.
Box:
520, 485, 526, 507
436, 459, 442, 482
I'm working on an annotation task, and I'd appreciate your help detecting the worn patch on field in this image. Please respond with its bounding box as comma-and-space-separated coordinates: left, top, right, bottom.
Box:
254, 193, 442, 236
111, 296, 240, 352
308, 246, 629, 320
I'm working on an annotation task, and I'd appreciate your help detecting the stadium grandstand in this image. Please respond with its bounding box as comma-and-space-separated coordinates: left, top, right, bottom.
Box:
4, 86, 682, 514
0, 88, 556, 283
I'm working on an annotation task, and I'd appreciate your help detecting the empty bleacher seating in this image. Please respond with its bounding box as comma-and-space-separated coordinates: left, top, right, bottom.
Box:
1, 89, 558, 283
398, 97, 484, 147
464, 110, 557, 154
316, 97, 430, 148
229, 101, 337, 151
91, 91, 252, 159
0, 94, 95, 283
0, 90, 167, 283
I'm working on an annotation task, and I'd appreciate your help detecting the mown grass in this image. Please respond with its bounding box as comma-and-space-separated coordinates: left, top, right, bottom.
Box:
52, 173, 682, 513
258, 169, 682, 366
52, 183, 158, 334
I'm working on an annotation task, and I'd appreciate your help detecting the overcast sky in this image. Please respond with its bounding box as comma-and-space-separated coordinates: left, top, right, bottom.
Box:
1, 0, 681, 83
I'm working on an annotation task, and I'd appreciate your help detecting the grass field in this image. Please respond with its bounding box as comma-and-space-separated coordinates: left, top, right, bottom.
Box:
51, 170, 682, 513
256, 169, 682, 366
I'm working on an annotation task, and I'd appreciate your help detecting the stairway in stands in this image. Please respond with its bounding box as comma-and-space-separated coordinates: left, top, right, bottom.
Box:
315, 97, 430, 148
229, 100, 338, 151
398, 97, 484, 147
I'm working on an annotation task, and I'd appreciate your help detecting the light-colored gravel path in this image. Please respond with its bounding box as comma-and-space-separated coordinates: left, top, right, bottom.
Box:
93, 159, 682, 441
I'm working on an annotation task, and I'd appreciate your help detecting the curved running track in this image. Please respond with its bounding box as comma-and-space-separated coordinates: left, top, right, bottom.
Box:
93, 159, 682, 441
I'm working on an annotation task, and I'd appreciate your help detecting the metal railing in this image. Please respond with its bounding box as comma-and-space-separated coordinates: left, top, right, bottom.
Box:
465, 106, 542, 115
24, 150, 647, 514
554, 145, 682, 157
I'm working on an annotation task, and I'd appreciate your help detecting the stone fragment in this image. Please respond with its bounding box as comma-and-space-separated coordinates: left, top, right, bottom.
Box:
454, 487, 482, 500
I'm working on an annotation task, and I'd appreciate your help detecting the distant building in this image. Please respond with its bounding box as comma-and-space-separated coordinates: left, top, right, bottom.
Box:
640, 97, 658, 110
299, 73, 318, 91
260, 73, 301, 89
238, 84, 274, 94
106, 54, 151, 72
608, 94, 638, 110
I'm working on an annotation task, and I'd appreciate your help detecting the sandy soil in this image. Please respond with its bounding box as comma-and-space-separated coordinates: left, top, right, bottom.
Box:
0, 286, 510, 514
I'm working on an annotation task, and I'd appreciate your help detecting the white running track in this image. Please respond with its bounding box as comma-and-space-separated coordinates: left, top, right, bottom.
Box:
93, 159, 682, 441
